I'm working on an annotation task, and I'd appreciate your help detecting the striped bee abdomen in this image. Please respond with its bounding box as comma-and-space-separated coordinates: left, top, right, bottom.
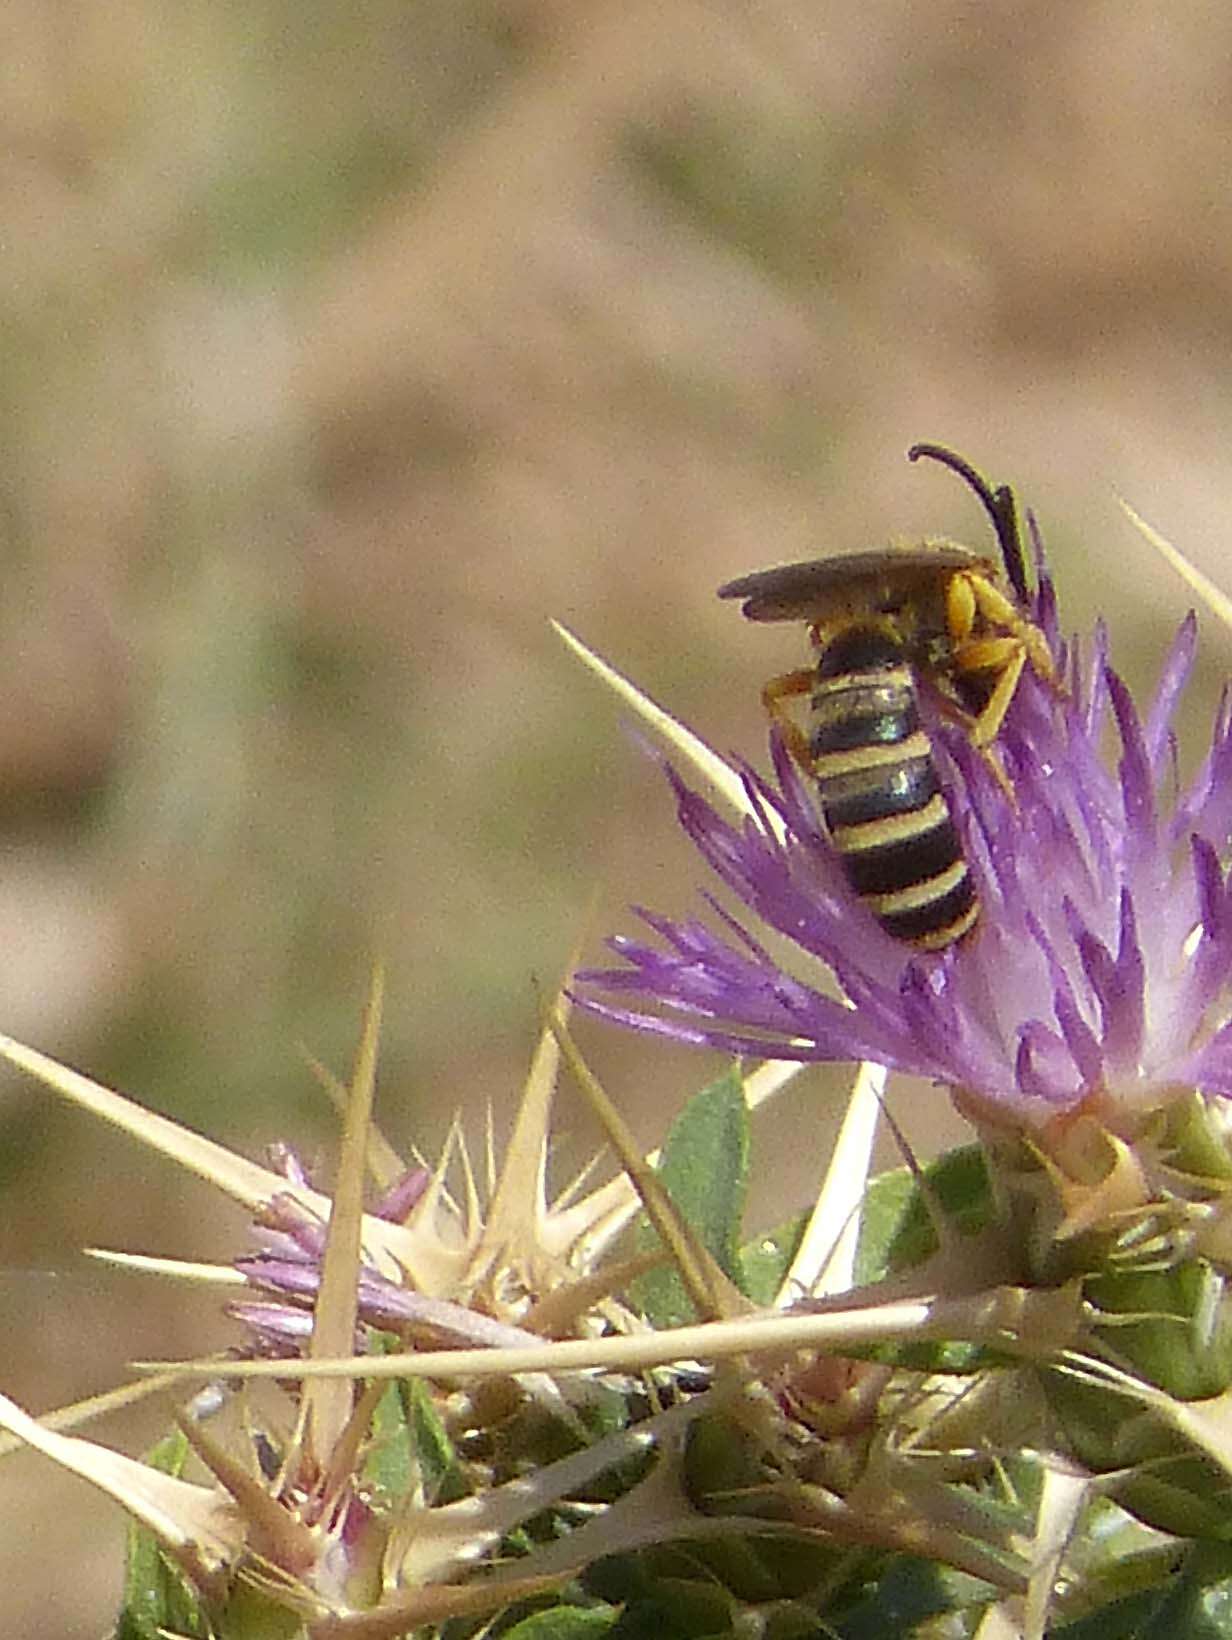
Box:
808, 626, 978, 950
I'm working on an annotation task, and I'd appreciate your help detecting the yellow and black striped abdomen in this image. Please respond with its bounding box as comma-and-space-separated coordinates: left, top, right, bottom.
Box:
809, 628, 978, 950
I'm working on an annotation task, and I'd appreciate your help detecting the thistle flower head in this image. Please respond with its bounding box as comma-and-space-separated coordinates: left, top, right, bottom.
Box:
579, 596, 1232, 1134
229, 1140, 615, 1365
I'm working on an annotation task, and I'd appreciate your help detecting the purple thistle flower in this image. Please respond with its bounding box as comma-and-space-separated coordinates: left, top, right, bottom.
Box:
232, 1169, 548, 1359
578, 605, 1232, 1129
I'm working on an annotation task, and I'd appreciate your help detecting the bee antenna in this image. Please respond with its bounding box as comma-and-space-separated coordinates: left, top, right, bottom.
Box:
906, 442, 1030, 604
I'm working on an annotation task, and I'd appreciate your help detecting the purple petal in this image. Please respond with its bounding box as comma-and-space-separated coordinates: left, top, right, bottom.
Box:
1176, 686, 1232, 845
1068, 892, 1145, 1073
571, 994, 890, 1063
897, 963, 975, 1083
237, 1256, 321, 1299
228, 1301, 317, 1346
1144, 612, 1197, 774
373, 1167, 431, 1223
1015, 1022, 1080, 1104
1024, 911, 1105, 1090
1179, 1019, 1232, 1096
1192, 835, 1224, 939
1080, 621, 1111, 739
1072, 889, 1147, 1075
266, 1143, 314, 1188
1107, 668, 1156, 848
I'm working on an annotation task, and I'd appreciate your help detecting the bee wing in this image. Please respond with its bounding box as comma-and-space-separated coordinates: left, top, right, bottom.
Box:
716, 546, 986, 623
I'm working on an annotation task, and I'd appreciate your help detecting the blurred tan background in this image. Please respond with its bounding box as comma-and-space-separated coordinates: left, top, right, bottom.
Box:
3, 2, 1232, 1631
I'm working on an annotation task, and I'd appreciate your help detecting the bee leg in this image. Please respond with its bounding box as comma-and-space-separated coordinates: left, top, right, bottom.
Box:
946, 573, 1020, 736
957, 641, 1028, 746
945, 570, 978, 646
936, 624, 1026, 805
762, 668, 815, 768
935, 698, 1020, 806
965, 574, 1062, 692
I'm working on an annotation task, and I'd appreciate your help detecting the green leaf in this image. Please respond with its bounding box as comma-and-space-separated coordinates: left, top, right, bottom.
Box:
830, 1555, 993, 1638
365, 1333, 417, 1499
855, 1145, 994, 1286
1050, 1588, 1172, 1638
740, 1211, 808, 1305
609, 1579, 734, 1638
1086, 1261, 1232, 1400
1054, 1540, 1232, 1637
851, 1146, 1000, 1371
363, 1336, 469, 1508
756, 1604, 835, 1640
500, 1605, 620, 1640
1040, 1365, 1232, 1541
1161, 1094, 1232, 1183
1042, 1259, 1232, 1538
215, 1580, 306, 1638
113, 1431, 209, 1640
629, 1065, 749, 1328
407, 1373, 469, 1505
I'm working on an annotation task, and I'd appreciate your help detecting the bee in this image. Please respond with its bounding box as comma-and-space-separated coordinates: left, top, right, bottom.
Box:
716, 445, 1059, 951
